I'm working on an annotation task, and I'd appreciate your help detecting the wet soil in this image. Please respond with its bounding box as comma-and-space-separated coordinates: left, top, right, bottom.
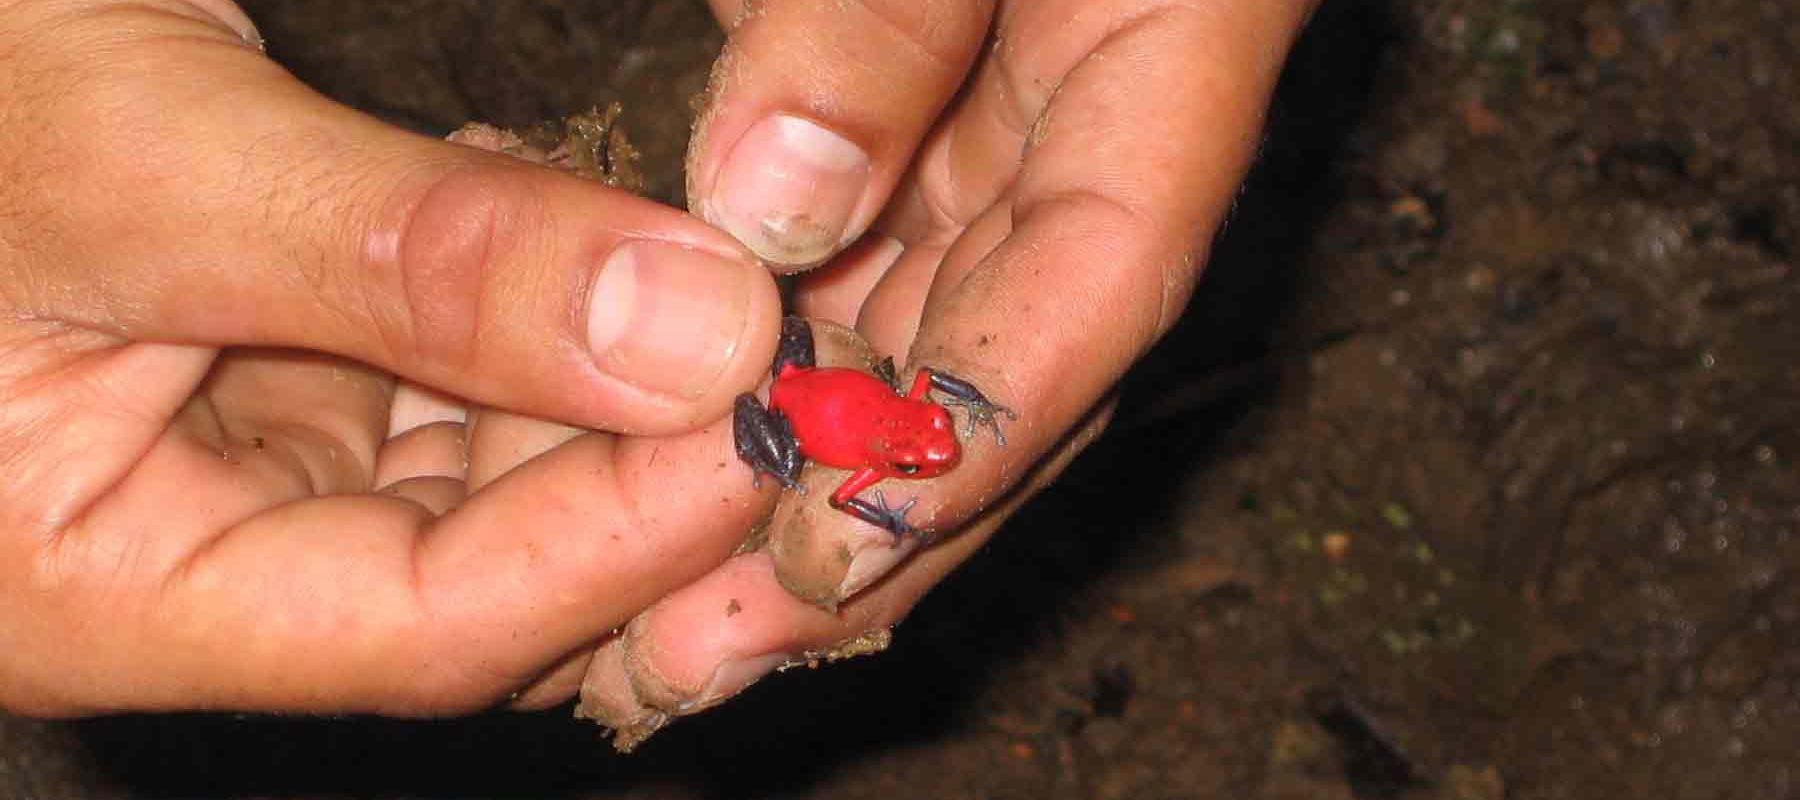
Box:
3, 0, 1795, 797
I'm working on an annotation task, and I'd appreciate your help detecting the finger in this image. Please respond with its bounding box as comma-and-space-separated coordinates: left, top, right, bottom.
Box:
576, 400, 1111, 742
790, 235, 906, 329
24, 415, 767, 715
463, 407, 585, 493
508, 645, 593, 712
597, 553, 849, 724
380, 393, 472, 531
574, 636, 662, 747
431, 125, 649, 497
180, 0, 261, 46
889, 0, 1311, 533
870, 0, 1318, 283
387, 382, 467, 440
201, 350, 466, 518
1, 3, 780, 434
0, 333, 216, 534
372, 421, 468, 489
573, 552, 856, 748
772, 0, 1310, 605
838, 210, 1007, 360
688, 0, 996, 270
376, 476, 467, 517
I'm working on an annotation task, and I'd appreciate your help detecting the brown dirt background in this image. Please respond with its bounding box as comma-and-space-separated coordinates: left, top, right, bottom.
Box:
3, 1, 1795, 798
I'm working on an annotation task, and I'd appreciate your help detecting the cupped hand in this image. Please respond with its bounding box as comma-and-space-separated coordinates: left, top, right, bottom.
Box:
578, 0, 1319, 746
0, 0, 785, 716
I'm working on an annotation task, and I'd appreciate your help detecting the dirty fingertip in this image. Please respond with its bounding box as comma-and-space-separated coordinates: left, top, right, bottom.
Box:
619, 619, 789, 717
613, 554, 811, 708
576, 637, 668, 752
767, 502, 854, 606
768, 490, 928, 605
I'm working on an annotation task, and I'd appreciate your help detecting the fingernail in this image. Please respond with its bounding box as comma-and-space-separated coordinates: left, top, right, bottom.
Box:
839, 536, 921, 598
386, 381, 467, 438
187, 0, 264, 49
587, 241, 754, 399
683, 652, 793, 711
704, 114, 871, 267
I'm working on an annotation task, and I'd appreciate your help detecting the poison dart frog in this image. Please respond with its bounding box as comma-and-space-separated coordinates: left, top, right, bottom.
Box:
734, 318, 1015, 540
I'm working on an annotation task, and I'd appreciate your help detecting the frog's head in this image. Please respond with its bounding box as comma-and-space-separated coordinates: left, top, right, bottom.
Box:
879, 404, 960, 479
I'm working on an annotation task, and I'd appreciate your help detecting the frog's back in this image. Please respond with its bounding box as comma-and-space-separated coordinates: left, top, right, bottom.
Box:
769, 367, 900, 465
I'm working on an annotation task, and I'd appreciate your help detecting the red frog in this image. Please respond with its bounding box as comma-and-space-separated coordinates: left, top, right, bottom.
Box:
734, 318, 1014, 539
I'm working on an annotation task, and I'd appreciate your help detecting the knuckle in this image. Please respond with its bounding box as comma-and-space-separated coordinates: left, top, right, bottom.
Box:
378, 165, 545, 372
851, 0, 993, 76
1028, 187, 1186, 350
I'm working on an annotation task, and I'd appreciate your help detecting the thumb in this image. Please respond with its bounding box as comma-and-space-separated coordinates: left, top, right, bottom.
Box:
1, 2, 779, 433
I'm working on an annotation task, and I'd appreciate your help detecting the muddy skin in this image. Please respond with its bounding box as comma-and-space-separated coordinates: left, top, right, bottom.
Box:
9, 1, 1793, 799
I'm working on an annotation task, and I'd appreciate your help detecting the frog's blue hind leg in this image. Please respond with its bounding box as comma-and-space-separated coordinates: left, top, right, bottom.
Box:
838, 490, 918, 546
732, 394, 803, 490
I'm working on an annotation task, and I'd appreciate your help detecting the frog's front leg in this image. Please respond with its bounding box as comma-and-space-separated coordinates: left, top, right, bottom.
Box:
914, 368, 1018, 445
733, 394, 803, 490
830, 467, 916, 543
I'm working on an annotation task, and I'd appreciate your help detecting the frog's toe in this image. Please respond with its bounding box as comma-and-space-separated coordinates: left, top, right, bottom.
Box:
925, 369, 1016, 446
944, 396, 1016, 445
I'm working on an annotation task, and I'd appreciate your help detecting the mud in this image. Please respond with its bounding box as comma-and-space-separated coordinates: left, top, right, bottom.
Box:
3, 0, 1794, 797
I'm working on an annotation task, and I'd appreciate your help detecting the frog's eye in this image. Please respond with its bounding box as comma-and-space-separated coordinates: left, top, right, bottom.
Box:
895, 463, 921, 475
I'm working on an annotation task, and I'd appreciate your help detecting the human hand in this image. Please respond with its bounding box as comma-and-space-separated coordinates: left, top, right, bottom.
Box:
576, 0, 1320, 746
0, 0, 786, 716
